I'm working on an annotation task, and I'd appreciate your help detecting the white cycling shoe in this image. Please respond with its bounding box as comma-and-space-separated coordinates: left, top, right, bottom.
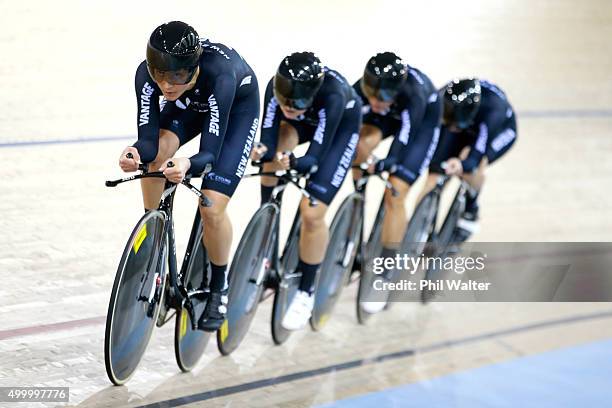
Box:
360, 300, 387, 314
281, 290, 314, 331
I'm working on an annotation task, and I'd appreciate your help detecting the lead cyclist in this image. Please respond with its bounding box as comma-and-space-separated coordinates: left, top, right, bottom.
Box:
117, 21, 260, 332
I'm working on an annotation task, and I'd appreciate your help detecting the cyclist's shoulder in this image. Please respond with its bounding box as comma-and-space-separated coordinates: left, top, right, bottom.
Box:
135, 60, 150, 80
200, 39, 245, 69
480, 80, 510, 104
317, 68, 353, 104
478, 80, 513, 120
394, 66, 436, 110
134, 61, 160, 94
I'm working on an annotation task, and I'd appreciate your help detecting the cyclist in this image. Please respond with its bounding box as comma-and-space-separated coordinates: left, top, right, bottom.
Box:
351, 52, 442, 313
251, 52, 361, 330
426, 78, 517, 240
117, 21, 260, 332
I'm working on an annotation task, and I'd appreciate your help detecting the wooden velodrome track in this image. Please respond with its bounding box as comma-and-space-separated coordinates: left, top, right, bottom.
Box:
1, 0, 611, 406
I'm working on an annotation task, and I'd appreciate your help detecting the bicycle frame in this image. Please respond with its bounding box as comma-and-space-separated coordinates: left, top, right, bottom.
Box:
241, 168, 314, 288
346, 164, 398, 278
106, 167, 211, 329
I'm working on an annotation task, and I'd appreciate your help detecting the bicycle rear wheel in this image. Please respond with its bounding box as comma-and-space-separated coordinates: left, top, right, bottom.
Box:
271, 216, 301, 345
311, 193, 363, 331
436, 188, 465, 251
385, 190, 439, 306
217, 204, 278, 355
175, 214, 211, 372
356, 197, 386, 324
421, 188, 464, 303
104, 211, 167, 385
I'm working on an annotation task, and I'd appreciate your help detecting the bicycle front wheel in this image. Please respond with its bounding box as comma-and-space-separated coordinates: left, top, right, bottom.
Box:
104, 211, 167, 385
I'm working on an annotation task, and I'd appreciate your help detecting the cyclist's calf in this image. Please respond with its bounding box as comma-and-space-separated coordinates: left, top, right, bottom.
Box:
199, 191, 232, 265
299, 198, 329, 264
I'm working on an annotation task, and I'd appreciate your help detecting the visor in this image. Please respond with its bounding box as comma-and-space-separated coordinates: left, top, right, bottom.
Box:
361, 79, 399, 103
147, 65, 198, 85
273, 90, 313, 110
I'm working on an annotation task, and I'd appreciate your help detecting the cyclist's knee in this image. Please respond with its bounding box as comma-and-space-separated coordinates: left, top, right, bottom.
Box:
462, 158, 488, 184
300, 201, 327, 231
385, 177, 409, 208
199, 191, 229, 228
384, 191, 405, 212
354, 125, 382, 162
278, 121, 299, 151
354, 138, 373, 163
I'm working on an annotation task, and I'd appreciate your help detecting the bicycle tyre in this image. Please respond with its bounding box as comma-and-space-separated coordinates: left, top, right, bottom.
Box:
175, 214, 212, 372
104, 210, 167, 385
421, 187, 465, 303
271, 216, 302, 345
356, 197, 385, 325
385, 190, 439, 307
311, 193, 363, 331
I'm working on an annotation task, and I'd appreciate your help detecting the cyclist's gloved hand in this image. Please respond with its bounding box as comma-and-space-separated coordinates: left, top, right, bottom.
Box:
119, 146, 141, 172
374, 157, 397, 174
250, 142, 268, 161
444, 158, 463, 176
293, 154, 318, 175
160, 157, 191, 184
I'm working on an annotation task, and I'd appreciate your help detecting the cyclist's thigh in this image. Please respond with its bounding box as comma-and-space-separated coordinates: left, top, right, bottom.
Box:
486, 116, 517, 164
284, 119, 318, 146
156, 129, 181, 160
202, 90, 260, 198
277, 120, 301, 151
362, 111, 400, 140
307, 106, 361, 205
159, 101, 204, 147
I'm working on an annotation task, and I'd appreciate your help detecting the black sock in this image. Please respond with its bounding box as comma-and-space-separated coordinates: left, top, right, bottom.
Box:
209, 262, 228, 292
380, 246, 397, 259
297, 260, 319, 294
261, 185, 275, 206
380, 246, 398, 280
465, 189, 480, 214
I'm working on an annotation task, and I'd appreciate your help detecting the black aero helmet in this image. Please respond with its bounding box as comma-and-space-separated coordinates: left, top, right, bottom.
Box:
442, 78, 482, 129
273, 52, 325, 110
146, 21, 202, 84
361, 52, 408, 102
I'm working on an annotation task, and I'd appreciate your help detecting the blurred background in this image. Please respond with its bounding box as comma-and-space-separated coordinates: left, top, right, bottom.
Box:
1, 0, 611, 406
